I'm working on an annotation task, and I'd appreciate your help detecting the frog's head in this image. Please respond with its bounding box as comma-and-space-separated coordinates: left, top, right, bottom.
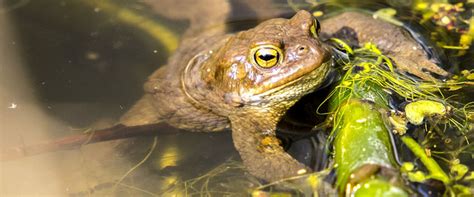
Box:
184, 10, 332, 109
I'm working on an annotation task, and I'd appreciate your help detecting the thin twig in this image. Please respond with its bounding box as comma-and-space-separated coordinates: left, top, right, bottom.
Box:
1, 124, 177, 161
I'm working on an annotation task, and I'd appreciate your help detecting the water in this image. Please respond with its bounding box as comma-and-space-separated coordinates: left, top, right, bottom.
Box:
1, 0, 473, 196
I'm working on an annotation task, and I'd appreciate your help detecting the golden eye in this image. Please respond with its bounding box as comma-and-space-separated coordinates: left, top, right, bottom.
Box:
310, 18, 321, 38
252, 45, 282, 68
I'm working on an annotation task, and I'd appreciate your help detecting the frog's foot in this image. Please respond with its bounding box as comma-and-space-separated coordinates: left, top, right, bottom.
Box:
231, 123, 310, 181
391, 55, 449, 81
319, 11, 449, 80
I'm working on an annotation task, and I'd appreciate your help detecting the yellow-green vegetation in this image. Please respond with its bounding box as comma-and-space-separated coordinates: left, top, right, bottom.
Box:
352, 179, 408, 197
400, 136, 450, 184
331, 99, 397, 190
412, 0, 473, 50
389, 112, 409, 135
405, 100, 447, 125
326, 38, 474, 196
327, 40, 402, 194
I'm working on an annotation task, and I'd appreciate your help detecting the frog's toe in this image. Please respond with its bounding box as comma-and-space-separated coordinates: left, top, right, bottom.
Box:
392, 56, 448, 81
419, 59, 450, 78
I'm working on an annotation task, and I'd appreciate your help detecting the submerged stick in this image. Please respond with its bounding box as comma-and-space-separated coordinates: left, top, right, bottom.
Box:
1, 124, 176, 161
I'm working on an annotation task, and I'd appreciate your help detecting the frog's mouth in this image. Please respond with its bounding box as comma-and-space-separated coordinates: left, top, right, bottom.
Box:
240, 58, 333, 103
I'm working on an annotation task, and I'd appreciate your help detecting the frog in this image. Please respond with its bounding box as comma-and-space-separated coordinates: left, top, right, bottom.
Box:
119, 5, 448, 181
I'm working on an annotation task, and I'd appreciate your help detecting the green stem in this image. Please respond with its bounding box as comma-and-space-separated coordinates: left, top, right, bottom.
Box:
400, 135, 450, 184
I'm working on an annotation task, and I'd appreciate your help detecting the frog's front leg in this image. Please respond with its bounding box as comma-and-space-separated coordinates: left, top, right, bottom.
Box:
229, 115, 309, 181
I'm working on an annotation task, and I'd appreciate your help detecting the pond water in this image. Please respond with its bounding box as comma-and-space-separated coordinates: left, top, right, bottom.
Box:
1, 0, 473, 196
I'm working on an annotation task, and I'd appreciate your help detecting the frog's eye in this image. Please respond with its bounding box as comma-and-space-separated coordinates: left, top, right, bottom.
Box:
252, 45, 282, 68
310, 18, 321, 38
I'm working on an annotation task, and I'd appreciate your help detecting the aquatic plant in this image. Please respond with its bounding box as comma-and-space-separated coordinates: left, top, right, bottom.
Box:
326, 39, 473, 195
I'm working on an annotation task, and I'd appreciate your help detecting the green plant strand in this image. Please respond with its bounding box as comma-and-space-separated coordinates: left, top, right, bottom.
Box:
400, 135, 450, 184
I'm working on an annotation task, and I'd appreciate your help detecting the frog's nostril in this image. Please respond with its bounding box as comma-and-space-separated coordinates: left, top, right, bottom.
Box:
297, 45, 309, 55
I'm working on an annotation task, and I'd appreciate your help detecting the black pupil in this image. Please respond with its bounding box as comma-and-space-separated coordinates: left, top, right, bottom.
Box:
315, 19, 320, 32
258, 53, 276, 61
